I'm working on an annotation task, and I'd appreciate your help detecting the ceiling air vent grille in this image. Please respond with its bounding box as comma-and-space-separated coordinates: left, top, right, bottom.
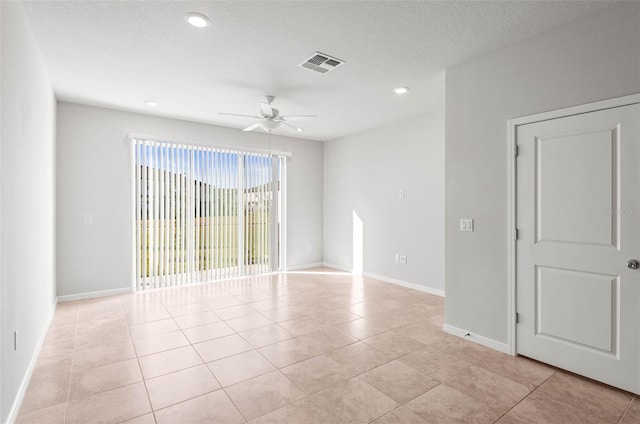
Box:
299, 52, 344, 74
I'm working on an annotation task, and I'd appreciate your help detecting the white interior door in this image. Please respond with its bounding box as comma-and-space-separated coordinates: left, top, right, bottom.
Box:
516, 102, 640, 394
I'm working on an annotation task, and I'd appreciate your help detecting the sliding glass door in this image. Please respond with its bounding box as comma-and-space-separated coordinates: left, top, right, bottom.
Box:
132, 138, 284, 290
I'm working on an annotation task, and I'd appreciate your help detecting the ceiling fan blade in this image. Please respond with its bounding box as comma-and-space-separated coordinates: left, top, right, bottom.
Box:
219, 112, 262, 119
279, 121, 303, 133
280, 115, 317, 122
242, 123, 261, 132
260, 102, 274, 117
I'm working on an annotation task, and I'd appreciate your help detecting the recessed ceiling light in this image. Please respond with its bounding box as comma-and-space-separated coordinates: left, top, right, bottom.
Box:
144, 100, 158, 107
296, 128, 303, 132
185, 12, 210, 28
393, 87, 409, 95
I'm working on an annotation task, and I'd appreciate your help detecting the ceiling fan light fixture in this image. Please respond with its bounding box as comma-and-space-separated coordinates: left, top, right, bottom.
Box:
260, 120, 280, 131
393, 86, 409, 95
185, 12, 210, 28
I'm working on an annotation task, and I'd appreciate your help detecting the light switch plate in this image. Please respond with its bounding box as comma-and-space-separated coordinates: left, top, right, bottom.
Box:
460, 218, 474, 232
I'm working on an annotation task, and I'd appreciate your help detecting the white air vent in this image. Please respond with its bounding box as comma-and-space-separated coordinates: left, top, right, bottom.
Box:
299, 52, 344, 74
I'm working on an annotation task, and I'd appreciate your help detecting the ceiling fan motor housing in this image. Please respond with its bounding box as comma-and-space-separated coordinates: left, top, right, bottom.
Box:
220, 95, 315, 133
264, 108, 279, 118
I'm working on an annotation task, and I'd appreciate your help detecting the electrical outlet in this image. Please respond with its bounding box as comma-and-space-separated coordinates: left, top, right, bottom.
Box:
394, 254, 399, 263
84, 214, 93, 225
399, 255, 407, 264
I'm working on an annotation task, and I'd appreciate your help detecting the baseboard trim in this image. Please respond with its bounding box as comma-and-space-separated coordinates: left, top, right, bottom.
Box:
321, 262, 353, 273
363, 271, 445, 298
316, 264, 445, 297
285, 262, 325, 271
443, 323, 510, 354
57, 287, 132, 303
6, 298, 58, 424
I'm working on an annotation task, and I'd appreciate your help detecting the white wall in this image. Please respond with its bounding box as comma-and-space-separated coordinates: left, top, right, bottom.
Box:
324, 112, 444, 292
445, 2, 640, 344
56, 103, 324, 297
1, 2, 57, 422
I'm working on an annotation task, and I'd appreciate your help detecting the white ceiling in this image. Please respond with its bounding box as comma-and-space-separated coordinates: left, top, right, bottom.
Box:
22, 1, 615, 141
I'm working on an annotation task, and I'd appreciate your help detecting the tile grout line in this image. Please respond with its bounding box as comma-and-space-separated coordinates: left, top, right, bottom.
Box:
351, 338, 499, 418
63, 302, 81, 424
201, 280, 322, 422
616, 396, 634, 424
490, 369, 558, 423
29, 301, 143, 423
352, 340, 507, 423
32, 273, 632, 424
140, 281, 270, 419
126, 294, 162, 424
168, 288, 244, 420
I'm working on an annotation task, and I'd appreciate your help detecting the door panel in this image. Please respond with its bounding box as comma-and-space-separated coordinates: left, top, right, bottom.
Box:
516, 103, 640, 394
536, 127, 618, 247
535, 266, 617, 353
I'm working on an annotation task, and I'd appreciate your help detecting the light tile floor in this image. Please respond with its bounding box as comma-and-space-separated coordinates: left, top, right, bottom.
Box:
17, 268, 639, 424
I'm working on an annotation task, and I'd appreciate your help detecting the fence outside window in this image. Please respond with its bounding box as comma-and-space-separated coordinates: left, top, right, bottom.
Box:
132, 138, 284, 290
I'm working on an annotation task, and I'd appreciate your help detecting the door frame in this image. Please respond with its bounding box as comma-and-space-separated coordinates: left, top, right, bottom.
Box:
506, 93, 640, 356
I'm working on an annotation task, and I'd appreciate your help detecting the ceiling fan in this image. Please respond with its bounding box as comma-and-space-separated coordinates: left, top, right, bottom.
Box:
219, 96, 316, 133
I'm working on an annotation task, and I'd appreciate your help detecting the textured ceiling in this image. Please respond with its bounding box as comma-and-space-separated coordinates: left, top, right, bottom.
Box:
21, 1, 615, 141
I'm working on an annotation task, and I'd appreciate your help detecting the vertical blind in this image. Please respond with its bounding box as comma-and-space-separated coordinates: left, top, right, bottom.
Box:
133, 138, 283, 291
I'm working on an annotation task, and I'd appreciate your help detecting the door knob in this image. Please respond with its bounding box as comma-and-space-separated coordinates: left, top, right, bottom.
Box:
626, 259, 639, 270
